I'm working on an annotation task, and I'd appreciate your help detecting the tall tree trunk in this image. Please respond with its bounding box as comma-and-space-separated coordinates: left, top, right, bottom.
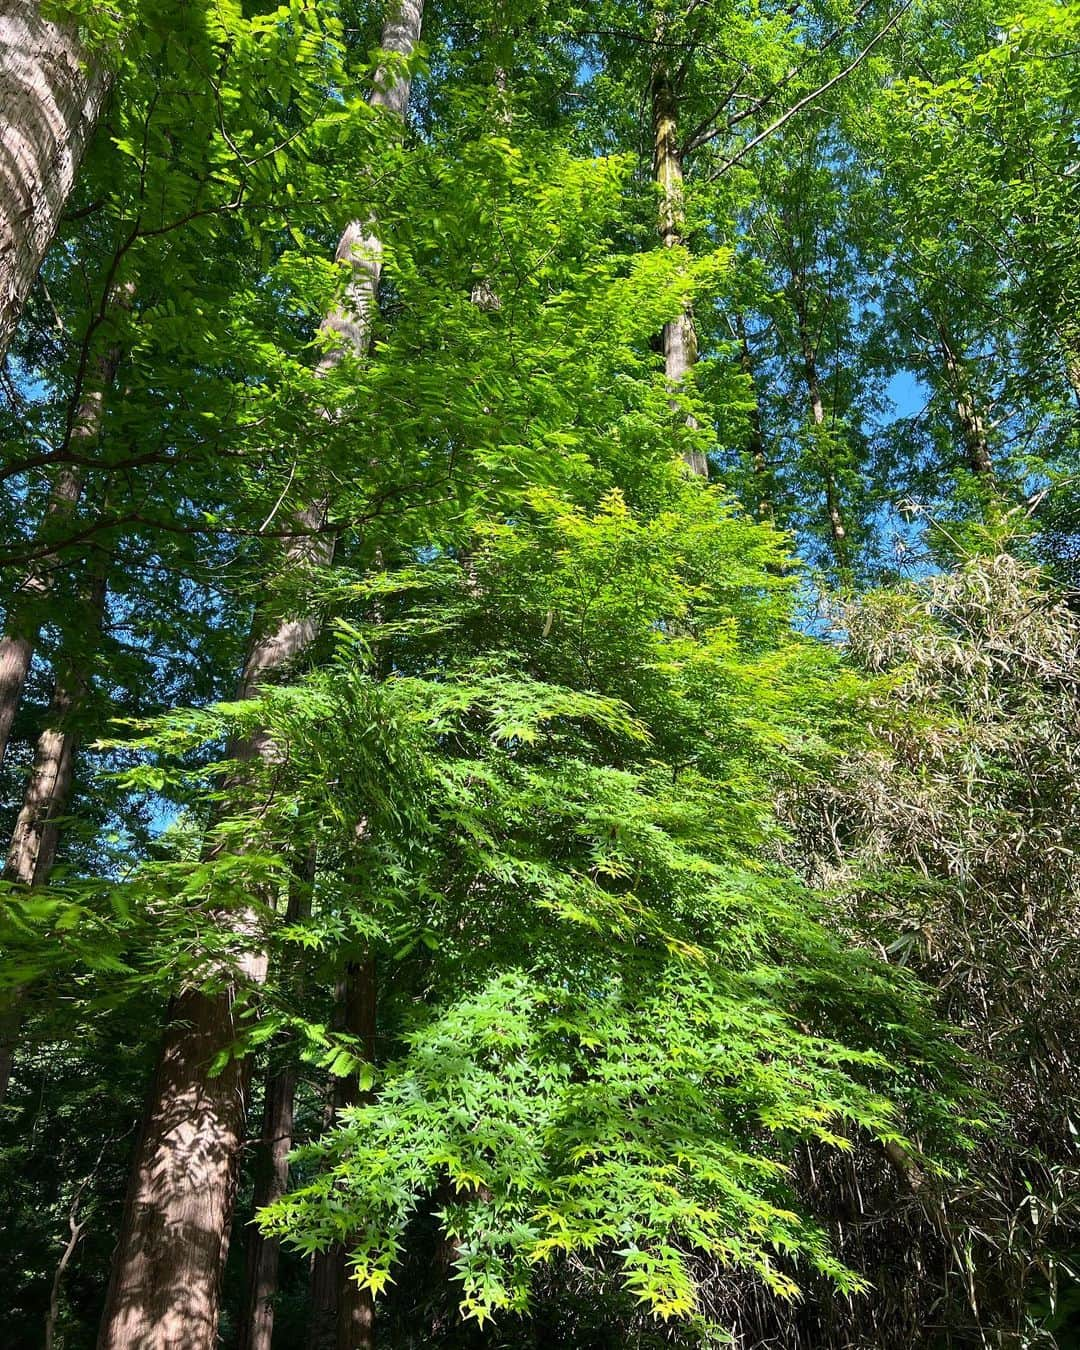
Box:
935, 320, 993, 480
305, 956, 378, 1350
307, 1240, 344, 1350
650, 55, 707, 479
0, 461, 81, 766
337, 956, 377, 1350
0, 555, 108, 1102
237, 1061, 298, 1350
95, 511, 338, 1350
97, 6, 423, 1346
734, 314, 773, 521
237, 851, 315, 1350
0, 1, 110, 358
0, 286, 128, 767
95, 965, 271, 1350
4, 568, 105, 887
806, 362, 850, 572
791, 284, 850, 572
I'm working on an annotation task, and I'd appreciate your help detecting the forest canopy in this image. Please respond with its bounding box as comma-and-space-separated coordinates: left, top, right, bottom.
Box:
0, 0, 1077, 1347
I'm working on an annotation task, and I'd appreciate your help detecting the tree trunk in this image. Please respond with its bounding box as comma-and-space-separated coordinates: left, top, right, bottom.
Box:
316, 0, 422, 368
0, 461, 82, 768
0, 558, 108, 1102
306, 956, 378, 1350
237, 851, 315, 1350
95, 524, 333, 1350
95, 973, 269, 1350
238, 1062, 298, 1350
791, 284, 851, 573
735, 314, 773, 521
3, 571, 104, 883
308, 1247, 343, 1350
98, 5, 423, 1345
650, 55, 707, 479
338, 956, 377, 1350
0, 1, 110, 358
935, 320, 993, 480
0, 288, 128, 768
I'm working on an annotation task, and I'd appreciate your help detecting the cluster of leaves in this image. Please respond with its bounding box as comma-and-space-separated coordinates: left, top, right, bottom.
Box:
4, 0, 1080, 1346
784, 549, 1080, 1344
79, 487, 973, 1329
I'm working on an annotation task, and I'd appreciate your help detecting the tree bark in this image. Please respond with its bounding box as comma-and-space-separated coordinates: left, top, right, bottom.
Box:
95, 975, 270, 1350
0, 287, 128, 768
0, 555, 108, 1102
97, 5, 423, 1345
0, 1, 110, 358
650, 55, 707, 479
306, 956, 378, 1350
791, 282, 851, 572
337, 956, 377, 1350
237, 852, 314, 1350
95, 513, 336, 1350
4, 563, 106, 888
238, 1062, 298, 1350
935, 319, 993, 480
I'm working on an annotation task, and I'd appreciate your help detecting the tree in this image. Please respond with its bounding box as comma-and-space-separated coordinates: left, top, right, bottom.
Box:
3, 0, 1079, 1345
787, 548, 1080, 1344
96, 4, 426, 1347
0, 0, 114, 358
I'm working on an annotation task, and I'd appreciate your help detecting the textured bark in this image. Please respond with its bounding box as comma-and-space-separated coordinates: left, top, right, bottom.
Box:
307, 957, 378, 1350
368, 0, 423, 119
95, 974, 268, 1350
238, 854, 314, 1350
0, 1, 110, 358
317, 0, 422, 365
338, 957, 377, 1350
238, 1062, 297, 1350
307, 1242, 343, 1350
95, 534, 327, 1350
318, 220, 383, 369
0, 293, 127, 768
935, 320, 993, 480
651, 57, 707, 479
4, 567, 105, 888
98, 5, 424, 1345
0, 558, 108, 1104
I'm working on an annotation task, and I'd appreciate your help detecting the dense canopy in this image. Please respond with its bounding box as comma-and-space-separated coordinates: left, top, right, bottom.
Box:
0, 1, 1077, 1347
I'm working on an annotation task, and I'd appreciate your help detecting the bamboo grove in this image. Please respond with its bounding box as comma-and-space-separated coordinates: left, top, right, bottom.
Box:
0, 0, 1077, 1346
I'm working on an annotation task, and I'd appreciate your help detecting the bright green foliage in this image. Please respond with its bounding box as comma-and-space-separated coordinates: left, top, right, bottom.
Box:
2, 0, 1077, 1345
59, 486, 973, 1328
168, 488, 965, 1324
